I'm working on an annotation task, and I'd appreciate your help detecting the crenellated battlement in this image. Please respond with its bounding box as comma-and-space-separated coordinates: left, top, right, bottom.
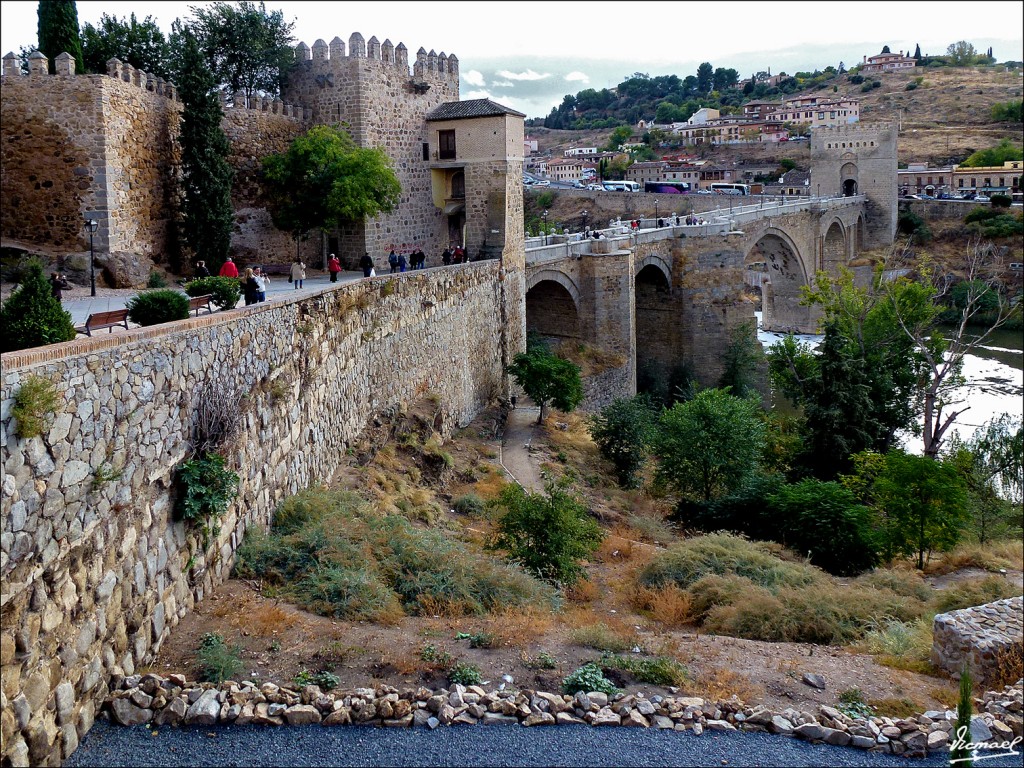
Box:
219, 89, 311, 122
292, 32, 459, 80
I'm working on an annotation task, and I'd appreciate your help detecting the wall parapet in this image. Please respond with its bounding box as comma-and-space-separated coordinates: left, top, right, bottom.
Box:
292, 32, 459, 80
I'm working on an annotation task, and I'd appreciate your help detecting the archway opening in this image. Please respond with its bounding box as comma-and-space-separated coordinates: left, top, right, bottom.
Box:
843, 178, 858, 196
635, 264, 685, 404
526, 280, 580, 346
822, 222, 846, 274
748, 232, 816, 333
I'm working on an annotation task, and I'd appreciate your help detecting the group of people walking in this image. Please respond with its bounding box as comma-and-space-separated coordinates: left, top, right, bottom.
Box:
386, 248, 430, 273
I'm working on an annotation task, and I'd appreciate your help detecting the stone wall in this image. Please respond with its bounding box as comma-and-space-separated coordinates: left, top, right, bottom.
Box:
0, 264, 510, 766
932, 596, 1023, 685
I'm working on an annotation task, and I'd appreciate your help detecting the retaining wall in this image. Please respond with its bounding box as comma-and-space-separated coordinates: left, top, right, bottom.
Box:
0, 265, 509, 766
932, 596, 1024, 684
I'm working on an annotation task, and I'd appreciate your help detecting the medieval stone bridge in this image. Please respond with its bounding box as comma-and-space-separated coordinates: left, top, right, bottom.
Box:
523, 195, 870, 406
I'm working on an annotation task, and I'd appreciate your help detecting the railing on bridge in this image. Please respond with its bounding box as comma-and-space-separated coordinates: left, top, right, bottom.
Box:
524, 195, 866, 266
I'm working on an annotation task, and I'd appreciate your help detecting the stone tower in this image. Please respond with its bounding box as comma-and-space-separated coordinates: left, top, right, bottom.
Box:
810, 123, 898, 248
282, 34, 462, 266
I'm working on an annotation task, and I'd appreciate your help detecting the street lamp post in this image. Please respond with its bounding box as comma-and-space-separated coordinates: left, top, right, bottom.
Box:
542, 210, 548, 246
581, 210, 588, 236
85, 217, 98, 297
654, 200, 659, 226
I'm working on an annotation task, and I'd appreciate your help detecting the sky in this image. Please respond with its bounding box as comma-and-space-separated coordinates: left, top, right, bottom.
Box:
2, 1, 1022, 119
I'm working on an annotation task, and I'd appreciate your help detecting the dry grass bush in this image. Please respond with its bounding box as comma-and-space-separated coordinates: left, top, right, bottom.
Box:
692, 666, 764, 704
931, 575, 1021, 614
631, 584, 693, 628
622, 513, 677, 546
472, 467, 509, 502
595, 534, 635, 563
926, 541, 1024, 575
243, 604, 299, 637
859, 616, 936, 674
568, 615, 639, 653
565, 578, 599, 604
869, 697, 925, 719
483, 607, 558, 649
989, 642, 1024, 690
552, 340, 628, 377
853, 569, 934, 603
928, 685, 959, 710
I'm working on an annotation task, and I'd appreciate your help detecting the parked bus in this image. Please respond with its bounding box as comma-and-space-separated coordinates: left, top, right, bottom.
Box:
602, 181, 641, 192
709, 183, 750, 195
644, 181, 691, 194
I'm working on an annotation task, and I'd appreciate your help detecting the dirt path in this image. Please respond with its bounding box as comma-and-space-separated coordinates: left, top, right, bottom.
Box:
499, 401, 546, 493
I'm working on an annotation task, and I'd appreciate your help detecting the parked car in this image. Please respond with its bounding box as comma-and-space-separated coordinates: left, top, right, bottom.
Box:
586, 184, 603, 191
974, 195, 991, 203
534, 180, 550, 187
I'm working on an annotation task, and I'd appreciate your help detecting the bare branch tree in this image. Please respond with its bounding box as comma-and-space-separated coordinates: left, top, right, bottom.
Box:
882, 238, 1015, 459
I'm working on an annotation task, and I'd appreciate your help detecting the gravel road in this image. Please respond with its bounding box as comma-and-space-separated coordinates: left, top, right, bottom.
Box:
65, 721, 1022, 768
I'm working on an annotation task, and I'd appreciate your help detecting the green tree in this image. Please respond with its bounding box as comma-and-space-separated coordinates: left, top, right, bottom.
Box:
188, 0, 295, 100
589, 395, 659, 489
947, 415, 1024, 542
37, 0, 84, 74
655, 388, 766, 502
696, 62, 714, 94
605, 126, 633, 151
913, 44, 922, 60
488, 482, 603, 585
176, 27, 235, 272
261, 124, 401, 257
80, 13, 173, 79
946, 40, 980, 66
848, 450, 969, 569
990, 100, 1023, 123
717, 320, 764, 398
960, 139, 1024, 168
0, 261, 77, 352
507, 338, 584, 425
952, 665, 973, 768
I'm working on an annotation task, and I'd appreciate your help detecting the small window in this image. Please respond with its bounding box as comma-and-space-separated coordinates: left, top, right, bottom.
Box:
438, 130, 456, 160
422, 142, 429, 161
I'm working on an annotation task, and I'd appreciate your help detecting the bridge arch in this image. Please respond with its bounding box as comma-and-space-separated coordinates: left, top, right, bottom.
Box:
747, 228, 816, 333
634, 262, 675, 394
634, 254, 672, 284
822, 219, 848, 273
525, 271, 582, 345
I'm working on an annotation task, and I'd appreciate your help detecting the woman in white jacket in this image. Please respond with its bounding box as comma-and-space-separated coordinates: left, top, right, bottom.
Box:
289, 259, 306, 289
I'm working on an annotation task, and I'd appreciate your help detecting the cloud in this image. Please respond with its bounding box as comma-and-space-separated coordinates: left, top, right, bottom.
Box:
490, 80, 515, 88
462, 70, 486, 87
461, 88, 493, 102
495, 69, 551, 82
564, 71, 589, 83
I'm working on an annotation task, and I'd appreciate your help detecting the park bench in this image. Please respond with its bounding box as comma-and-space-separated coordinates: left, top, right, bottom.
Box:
259, 263, 292, 276
75, 308, 130, 337
188, 294, 214, 316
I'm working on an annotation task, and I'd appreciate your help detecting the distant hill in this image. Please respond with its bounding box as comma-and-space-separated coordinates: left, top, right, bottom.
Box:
527, 66, 1023, 167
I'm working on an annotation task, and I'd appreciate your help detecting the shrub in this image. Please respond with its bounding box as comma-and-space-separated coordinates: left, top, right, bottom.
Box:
569, 622, 636, 653
447, 662, 483, 686
638, 533, 822, 593
126, 289, 190, 327
0, 260, 77, 352
990, 194, 1012, 208
196, 633, 242, 683
147, 270, 168, 288
601, 654, 689, 686
589, 395, 658, 488
175, 452, 239, 546
235, 488, 556, 621
453, 493, 486, 516
931, 575, 1020, 614
11, 375, 60, 439
562, 662, 618, 696
185, 276, 242, 311
293, 669, 340, 690
897, 209, 931, 242
488, 482, 603, 585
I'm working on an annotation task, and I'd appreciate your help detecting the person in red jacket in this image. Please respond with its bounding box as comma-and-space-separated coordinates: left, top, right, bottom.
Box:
327, 253, 342, 282
218, 257, 239, 278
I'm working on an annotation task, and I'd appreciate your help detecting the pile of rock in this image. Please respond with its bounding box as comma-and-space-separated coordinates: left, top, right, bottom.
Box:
105, 673, 1024, 757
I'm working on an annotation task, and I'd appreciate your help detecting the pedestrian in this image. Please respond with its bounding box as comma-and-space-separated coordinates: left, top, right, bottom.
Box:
416, 249, 427, 269
218, 257, 239, 278
388, 250, 399, 274
327, 253, 341, 283
254, 267, 268, 302
510, 394, 517, 410
441, 247, 452, 266
289, 259, 305, 289
242, 268, 259, 306
359, 252, 374, 278
194, 260, 211, 278
49, 272, 71, 301
398, 252, 408, 273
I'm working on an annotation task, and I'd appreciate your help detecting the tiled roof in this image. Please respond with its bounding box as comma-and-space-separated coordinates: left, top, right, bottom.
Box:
426, 99, 525, 121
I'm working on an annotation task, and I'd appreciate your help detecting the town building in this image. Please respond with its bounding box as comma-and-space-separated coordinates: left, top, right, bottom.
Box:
860, 49, 917, 73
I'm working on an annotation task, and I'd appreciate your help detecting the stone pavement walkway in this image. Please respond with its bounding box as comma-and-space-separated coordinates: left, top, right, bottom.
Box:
54, 271, 365, 328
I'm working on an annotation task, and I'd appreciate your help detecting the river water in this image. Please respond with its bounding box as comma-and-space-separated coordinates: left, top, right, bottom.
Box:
756, 314, 1024, 451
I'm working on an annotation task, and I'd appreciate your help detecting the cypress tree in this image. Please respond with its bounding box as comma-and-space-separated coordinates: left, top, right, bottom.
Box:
37, 0, 85, 74
913, 43, 922, 60
1, 261, 77, 352
176, 27, 234, 273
